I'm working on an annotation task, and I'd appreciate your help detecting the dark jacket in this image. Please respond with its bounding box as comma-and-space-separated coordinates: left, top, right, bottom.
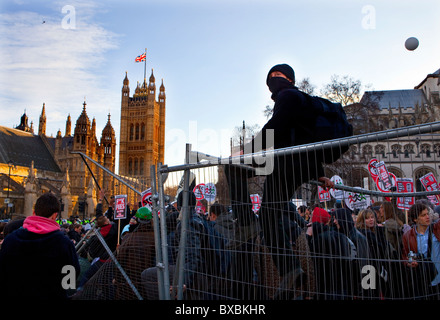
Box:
308, 223, 353, 299
334, 209, 370, 261
86, 222, 118, 262
0, 227, 80, 299
67, 229, 82, 244
116, 220, 156, 299
246, 87, 325, 179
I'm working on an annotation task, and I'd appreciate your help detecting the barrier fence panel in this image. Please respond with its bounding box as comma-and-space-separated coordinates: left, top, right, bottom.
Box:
72, 121, 440, 300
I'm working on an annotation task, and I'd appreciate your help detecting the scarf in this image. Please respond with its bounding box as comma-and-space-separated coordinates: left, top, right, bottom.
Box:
267, 77, 296, 101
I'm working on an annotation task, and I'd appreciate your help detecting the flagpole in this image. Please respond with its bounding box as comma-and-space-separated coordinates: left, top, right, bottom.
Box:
144, 48, 147, 81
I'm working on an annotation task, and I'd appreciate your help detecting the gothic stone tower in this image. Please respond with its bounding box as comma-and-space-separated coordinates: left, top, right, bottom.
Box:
119, 70, 166, 186
68, 101, 116, 197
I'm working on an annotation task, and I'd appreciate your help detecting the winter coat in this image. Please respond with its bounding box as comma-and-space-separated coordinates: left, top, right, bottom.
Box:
308, 223, 353, 299
86, 222, 118, 262
116, 220, 156, 299
0, 216, 80, 299
213, 211, 236, 247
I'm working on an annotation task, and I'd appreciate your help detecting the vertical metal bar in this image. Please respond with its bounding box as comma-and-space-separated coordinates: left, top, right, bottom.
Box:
150, 165, 165, 300
157, 162, 171, 300
176, 143, 191, 300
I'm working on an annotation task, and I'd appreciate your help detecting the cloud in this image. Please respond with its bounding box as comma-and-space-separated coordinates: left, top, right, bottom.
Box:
0, 1, 120, 135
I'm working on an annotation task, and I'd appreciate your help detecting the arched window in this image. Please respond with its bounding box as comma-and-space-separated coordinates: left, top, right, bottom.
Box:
134, 158, 138, 175
141, 123, 145, 140
375, 144, 385, 157
421, 144, 431, 158
362, 144, 373, 156
391, 144, 401, 158
135, 123, 140, 140
129, 124, 134, 141
433, 144, 440, 157
128, 158, 133, 175
139, 158, 144, 176
403, 144, 414, 158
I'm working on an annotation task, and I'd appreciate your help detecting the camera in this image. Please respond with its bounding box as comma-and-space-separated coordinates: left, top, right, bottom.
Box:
407, 251, 422, 262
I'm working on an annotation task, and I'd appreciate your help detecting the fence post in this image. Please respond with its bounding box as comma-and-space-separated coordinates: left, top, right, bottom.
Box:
157, 162, 171, 300
150, 165, 166, 300
175, 143, 192, 300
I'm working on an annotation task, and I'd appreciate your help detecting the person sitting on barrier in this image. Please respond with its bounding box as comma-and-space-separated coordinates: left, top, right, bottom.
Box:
225, 64, 336, 285
402, 202, 440, 299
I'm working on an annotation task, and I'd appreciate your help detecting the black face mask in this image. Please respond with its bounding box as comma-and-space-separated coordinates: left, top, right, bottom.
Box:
267, 77, 294, 100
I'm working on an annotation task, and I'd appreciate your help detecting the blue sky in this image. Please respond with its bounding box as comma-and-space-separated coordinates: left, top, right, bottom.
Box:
0, 0, 439, 168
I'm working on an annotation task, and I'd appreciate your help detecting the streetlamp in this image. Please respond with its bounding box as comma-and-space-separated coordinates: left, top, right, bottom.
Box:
7, 160, 14, 219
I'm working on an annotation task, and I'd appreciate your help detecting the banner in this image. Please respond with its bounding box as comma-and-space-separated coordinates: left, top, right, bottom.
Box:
193, 183, 217, 202
203, 182, 217, 202
196, 200, 207, 215
368, 158, 379, 180
114, 194, 128, 220
250, 194, 261, 214
375, 161, 395, 191
141, 188, 153, 210
396, 178, 415, 210
344, 188, 371, 211
193, 183, 205, 200
419, 172, 440, 205
330, 175, 345, 200
318, 185, 331, 202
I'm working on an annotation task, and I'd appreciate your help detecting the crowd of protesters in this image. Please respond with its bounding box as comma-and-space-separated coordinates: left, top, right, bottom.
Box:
1, 187, 440, 301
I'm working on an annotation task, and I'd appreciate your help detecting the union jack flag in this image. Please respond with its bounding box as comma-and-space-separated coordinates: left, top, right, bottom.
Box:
135, 52, 146, 62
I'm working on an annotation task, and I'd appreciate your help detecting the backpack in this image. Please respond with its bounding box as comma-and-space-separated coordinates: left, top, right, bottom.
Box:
306, 95, 353, 164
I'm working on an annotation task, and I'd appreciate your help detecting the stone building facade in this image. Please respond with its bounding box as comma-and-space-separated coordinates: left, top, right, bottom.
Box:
0, 101, 116, 219
328, 68, 440, 195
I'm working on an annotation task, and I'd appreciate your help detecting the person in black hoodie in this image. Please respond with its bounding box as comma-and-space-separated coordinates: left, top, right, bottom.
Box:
225, 64, 334, 284
0, 193, 80, 300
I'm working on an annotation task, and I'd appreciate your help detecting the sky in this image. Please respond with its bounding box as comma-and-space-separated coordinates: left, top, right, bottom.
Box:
0, 0, 439, 169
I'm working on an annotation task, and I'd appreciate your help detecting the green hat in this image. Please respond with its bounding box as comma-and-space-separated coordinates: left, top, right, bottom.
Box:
136, 206, 152, 220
